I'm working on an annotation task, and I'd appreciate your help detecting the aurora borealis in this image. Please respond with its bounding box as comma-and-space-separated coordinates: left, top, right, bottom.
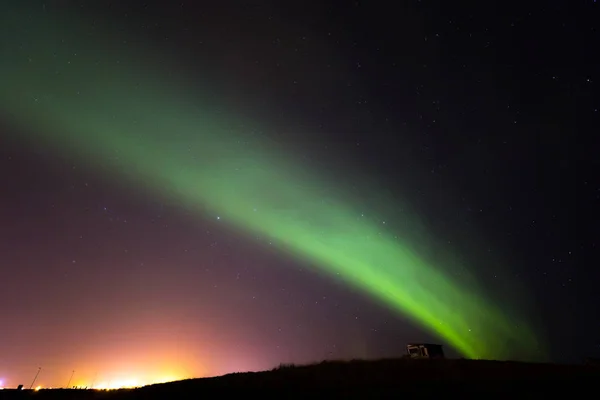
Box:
1, 0, 595, 390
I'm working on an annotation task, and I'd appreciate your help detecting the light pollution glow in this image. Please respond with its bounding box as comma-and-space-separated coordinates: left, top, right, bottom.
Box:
21, 378, 176, 391
8, 364, 192, 390
0, 2, 542, 387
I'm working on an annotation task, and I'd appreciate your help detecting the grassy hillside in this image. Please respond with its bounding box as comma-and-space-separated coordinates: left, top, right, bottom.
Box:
3, 358, 600, 398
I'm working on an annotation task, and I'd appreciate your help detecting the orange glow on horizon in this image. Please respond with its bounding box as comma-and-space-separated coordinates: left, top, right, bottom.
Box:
53, 333, 209, 389
69, 362, 194, 390
94, 379, 139, 390
1, 361, 204, 389
0, 326, 221, 389
89, 372, 187, 390
70, 370, 190, 390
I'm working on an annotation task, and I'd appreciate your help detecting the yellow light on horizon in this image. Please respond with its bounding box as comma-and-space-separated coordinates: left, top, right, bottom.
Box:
79, 363, 191, 390
34, 385, 42, 391
157, 376, 180, 383
93, 378, 140, 390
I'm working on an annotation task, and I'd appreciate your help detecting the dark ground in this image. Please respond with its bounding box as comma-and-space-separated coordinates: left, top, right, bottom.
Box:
2, 358, 599, 398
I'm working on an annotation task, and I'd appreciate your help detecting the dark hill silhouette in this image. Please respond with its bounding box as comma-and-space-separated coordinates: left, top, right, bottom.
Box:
2, 358, 600, 398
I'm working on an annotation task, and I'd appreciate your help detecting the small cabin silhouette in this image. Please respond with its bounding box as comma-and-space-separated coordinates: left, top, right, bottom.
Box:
406, 343, 445, 359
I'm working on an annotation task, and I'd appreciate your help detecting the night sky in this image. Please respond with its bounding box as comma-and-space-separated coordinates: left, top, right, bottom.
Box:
1, 0, 598, 389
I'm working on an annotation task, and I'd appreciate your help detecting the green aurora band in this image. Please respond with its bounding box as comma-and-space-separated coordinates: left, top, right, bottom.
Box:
1, 3, 540, 360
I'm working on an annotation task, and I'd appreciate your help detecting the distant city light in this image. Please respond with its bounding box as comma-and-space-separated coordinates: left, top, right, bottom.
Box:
156, 376, 180, 384
94, 378, 140, 390
89, 373, 185, 390
34, 386, 42, 391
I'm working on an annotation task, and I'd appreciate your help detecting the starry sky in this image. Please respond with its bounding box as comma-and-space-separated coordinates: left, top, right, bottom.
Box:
0, 0, 598, 389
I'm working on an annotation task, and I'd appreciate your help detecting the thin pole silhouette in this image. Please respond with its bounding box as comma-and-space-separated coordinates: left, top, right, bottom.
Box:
66, 370, 75, 388
29, 367, 41, 389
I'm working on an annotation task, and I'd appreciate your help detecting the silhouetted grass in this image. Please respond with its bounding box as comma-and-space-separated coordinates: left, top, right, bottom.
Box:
2, 357, 600, 398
